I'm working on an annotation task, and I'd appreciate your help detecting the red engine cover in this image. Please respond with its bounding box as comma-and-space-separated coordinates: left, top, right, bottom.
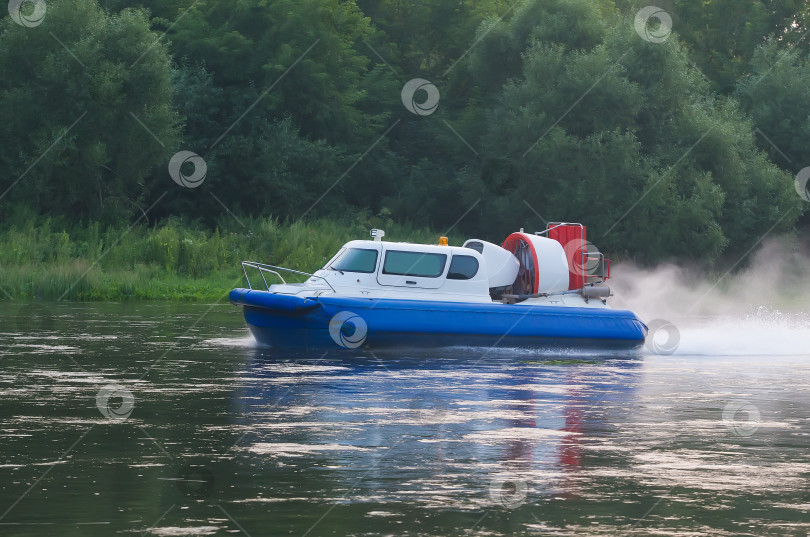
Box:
546, 223, 586, 290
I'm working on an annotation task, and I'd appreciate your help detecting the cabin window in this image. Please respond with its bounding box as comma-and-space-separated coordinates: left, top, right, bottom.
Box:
382, 250, 447, 278
330, 248, 378, 273
447, 255, 479, 280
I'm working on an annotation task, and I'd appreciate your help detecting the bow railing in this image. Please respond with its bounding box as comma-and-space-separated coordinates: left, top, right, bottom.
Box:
240, 261, 335, 293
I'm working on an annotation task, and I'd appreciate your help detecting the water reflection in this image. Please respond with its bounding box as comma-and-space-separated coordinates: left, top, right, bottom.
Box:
1, 302, 809, 537
231, 348, 643, 512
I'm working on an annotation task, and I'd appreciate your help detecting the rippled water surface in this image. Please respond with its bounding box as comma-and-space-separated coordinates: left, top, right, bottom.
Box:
1, 302, 809, 536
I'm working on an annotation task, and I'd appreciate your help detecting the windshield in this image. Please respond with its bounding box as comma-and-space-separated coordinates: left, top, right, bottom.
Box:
329, 248, 378, 273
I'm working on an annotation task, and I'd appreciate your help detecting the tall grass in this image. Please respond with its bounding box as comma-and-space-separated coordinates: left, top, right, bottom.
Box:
0, 215, 459, 301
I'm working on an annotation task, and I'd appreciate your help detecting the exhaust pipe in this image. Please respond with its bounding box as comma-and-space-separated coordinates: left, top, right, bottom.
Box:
581, 285, 611, 299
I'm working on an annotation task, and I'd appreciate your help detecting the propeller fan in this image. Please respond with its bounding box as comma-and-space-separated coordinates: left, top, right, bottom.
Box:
505, 238, 537, 295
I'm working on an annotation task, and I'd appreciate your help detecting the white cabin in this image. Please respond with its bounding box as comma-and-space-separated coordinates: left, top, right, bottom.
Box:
263, 231, 610, 309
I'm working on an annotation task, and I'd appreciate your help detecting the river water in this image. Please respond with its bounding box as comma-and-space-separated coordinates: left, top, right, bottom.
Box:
1, 301, 809, 536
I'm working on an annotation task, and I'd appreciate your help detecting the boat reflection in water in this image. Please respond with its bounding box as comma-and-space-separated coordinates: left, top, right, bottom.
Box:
228, 346, 642, 522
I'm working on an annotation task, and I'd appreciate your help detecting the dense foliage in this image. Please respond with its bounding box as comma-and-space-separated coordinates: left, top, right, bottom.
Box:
1, 0, 807, 266
0, 213, 456, 300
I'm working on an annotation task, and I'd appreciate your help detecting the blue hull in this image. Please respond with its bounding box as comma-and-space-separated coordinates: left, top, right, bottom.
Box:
229, 288, 647, 351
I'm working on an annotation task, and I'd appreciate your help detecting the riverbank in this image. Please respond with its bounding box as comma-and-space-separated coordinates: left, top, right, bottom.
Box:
0, 217, 452, 301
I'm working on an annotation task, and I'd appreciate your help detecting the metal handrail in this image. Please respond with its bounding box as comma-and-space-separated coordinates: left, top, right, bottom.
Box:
533, 222, 579, 236
584, 252, 609, 283
240, 261, 336, 293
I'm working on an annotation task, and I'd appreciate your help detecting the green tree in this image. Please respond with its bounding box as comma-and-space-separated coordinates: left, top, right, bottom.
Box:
98, 0, 194, 20
167, 0, 390, 146
146, 0, 405, 223
736, 41, 810, 170
617, 0, 810, 93
0, 0, 180, 222
1, 0, 803, 266
357, 0, 513, 76
466, 0, 613, 94
397, 0, 802, 262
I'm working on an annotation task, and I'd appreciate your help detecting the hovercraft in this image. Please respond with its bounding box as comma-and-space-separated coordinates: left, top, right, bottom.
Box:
229, 223, 647, 350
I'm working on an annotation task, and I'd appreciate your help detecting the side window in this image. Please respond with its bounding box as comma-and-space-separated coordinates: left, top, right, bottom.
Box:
447, 255, 479, 280
330, 248, 378, 273
383, 251, 447, 278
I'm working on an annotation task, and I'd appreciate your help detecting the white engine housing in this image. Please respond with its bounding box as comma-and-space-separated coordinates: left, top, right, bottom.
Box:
462, 239, 520, 288
520, 234, 570, 293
